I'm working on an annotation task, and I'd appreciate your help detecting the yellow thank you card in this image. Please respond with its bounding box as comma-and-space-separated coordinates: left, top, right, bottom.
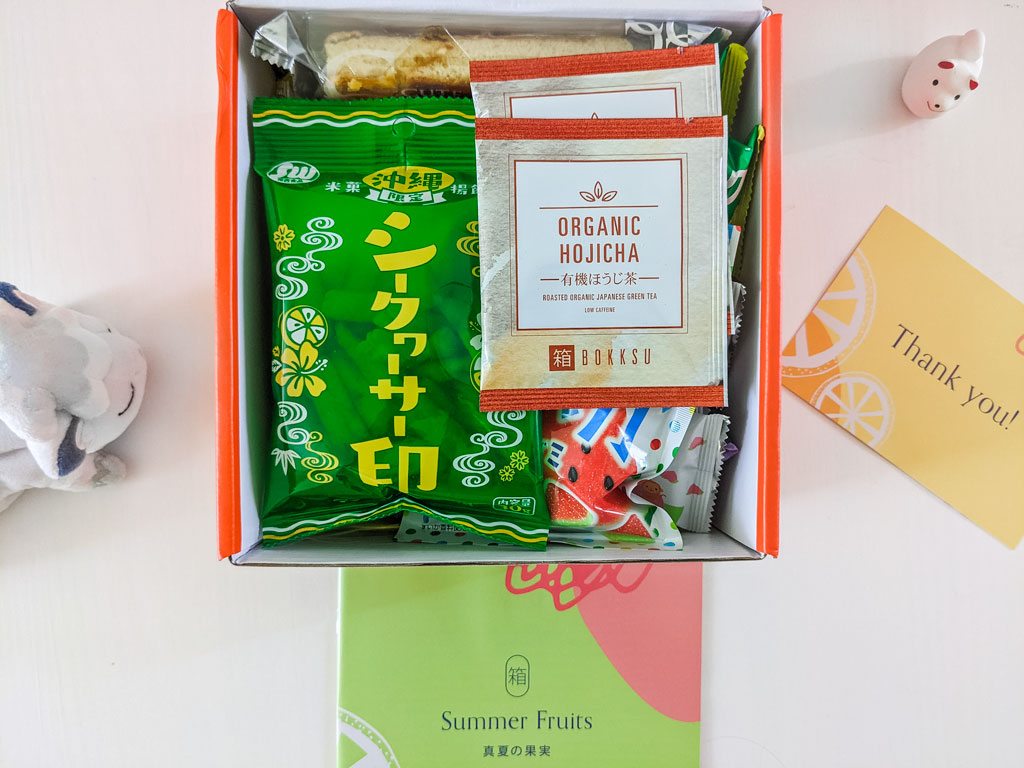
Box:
783, 207, 1024, 547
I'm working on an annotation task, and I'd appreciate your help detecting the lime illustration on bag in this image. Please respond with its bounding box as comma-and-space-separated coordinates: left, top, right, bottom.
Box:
253, 97, 547, 549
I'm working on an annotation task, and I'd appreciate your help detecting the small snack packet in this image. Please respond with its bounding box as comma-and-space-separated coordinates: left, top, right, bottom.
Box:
730, 281, 747, 344
728, 124, 765, 223
470, 46, 721, 119
625, 19, 731, 49
719, 43, 749, 127
728, 224, 742, 276
253, 96, 549, 549
624, 411, 729, 533
727, 123, 762, 219
543, 407, 694, 549
475, 117, 729, 411
550, 505, 681, 549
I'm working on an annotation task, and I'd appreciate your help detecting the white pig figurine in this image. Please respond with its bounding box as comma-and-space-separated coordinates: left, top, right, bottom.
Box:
902, 29, 984, 119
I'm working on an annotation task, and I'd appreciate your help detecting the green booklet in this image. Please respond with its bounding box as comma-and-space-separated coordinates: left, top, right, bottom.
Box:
338, 564, 702, 767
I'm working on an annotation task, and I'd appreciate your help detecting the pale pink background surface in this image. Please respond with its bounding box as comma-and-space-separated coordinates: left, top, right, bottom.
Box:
1, 1, 1023, 767
574, 563, 703, 723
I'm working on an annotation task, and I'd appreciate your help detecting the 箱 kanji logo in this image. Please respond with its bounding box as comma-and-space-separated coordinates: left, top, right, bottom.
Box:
549, 345, 575, 371
505, 654, 530, 697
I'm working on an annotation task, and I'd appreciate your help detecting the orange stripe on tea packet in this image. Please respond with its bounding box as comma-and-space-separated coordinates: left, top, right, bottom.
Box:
475, 116, 725, 141
479, 385, 725, 412
469, 45, 717, 82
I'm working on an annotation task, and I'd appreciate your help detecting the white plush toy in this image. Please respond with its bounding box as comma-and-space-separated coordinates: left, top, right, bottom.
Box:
901, 29, 984, 119
0, 283, 146, 512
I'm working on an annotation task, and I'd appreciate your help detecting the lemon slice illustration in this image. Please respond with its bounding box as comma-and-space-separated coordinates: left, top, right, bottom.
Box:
783, 250, 875, 377
811, 372, 894, 448
338, 708, 401, 768
470, 352, 482, 392
281, 305, 328, 349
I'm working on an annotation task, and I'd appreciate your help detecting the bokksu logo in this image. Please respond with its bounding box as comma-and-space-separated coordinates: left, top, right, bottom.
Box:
549, 345, 575, 372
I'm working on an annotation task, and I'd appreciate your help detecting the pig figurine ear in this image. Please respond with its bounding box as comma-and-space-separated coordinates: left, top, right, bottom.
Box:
902, 29, 986, 119
958, 29, 985, 63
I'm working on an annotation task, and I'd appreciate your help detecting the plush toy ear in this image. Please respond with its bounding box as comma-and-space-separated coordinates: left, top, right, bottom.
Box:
0, 282, 38, 316
20, 411, 85, 480
958, 29, 985, 63
970, 79, 979, 90
938, 61, 955, 70
56, 417, 86, 477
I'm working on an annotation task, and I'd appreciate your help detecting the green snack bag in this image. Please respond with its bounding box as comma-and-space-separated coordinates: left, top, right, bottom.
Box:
252, 96, 548, 550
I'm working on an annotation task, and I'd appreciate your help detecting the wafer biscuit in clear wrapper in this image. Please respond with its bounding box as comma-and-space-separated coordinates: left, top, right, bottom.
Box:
248, 11, 733, 101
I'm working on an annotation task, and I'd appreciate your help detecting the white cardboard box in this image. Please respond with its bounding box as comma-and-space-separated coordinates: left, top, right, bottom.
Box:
215, 1, 782, 565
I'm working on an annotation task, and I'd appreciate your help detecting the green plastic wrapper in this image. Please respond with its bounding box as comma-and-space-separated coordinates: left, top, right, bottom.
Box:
728, 124, 765, 275
727, 123, 762, 219
252, 96, 548, 549
719, 43, 749, 127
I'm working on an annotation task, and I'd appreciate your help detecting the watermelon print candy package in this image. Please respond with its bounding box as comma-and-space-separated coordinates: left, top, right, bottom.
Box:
253, 96, 548, 550
543, 407, 694, 550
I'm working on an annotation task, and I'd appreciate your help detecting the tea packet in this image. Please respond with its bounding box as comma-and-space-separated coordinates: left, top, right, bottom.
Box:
253, 96, 548, 549
475, 116, 729, 411
470, 45, 721, 119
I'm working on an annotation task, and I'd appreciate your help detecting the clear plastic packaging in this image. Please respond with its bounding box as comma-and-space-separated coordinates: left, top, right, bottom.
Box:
249, 10, 732, 100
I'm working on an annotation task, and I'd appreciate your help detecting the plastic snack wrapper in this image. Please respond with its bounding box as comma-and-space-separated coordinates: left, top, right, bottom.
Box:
719, 43, 749, 126
728, 224, 742, 276
729, 123, 766, 235
625, 19, 731, 49
253, 96, 548, 550
248, 11, 732, 101
626, 411, 730, 533
543, 407, 694, 549
395, 512, 519, 547
727, 123, 762, 219
727, 126, 765, 279
729, 281, 747, 343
